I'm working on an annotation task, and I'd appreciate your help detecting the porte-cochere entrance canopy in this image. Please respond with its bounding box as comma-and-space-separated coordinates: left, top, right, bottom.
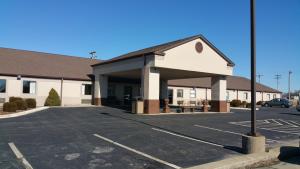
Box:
92, 35, 235, 114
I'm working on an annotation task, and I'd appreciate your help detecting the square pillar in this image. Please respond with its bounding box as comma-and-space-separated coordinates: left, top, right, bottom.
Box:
143, 67, 160, 114
93, 74, 108, 106
211, 76, 228, 112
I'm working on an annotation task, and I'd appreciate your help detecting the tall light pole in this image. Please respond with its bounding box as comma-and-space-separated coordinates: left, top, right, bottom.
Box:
250, 0, 257, 136
275, 74, 281, 90
256, 74, 263, 83
288, 71, 292, 100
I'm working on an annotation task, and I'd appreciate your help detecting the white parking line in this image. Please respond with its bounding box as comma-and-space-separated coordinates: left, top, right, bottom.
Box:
193, 125, 279, 143
8, 142, 33, 169
151, 128, 224, 148
230, 119, 300, 135
93, 134, 181, 169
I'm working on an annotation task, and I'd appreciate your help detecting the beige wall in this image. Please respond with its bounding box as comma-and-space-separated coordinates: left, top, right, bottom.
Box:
0, 75, 92, 107
168, 86, 281, 106
154, 39, 233, 76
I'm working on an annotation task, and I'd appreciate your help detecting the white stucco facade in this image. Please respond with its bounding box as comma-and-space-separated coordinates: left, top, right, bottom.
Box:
0, 75, 92, 108
168, 86, 281, 106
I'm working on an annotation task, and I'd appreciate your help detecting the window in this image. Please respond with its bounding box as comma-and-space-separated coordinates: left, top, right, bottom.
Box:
177, 89, 183, 98
0, 79, 6, 93
108, 85, 116, 97
273, 94, 276, 99
82, 84, 92, 95
226, 91, 230, 101
244, 92, 248, 100
267, 94, 271, 100
23, 81, 36, 94
190, 89, 196, 98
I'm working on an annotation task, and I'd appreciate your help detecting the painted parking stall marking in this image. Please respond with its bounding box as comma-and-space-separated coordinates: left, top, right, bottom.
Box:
193, 124, 280, 145
8, 142, 33, 169
151, 128, 224, 147
93, 134, 181, 169
230, 119, 300, 135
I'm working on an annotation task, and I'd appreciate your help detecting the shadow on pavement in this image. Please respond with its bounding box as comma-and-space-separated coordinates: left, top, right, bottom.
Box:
99, 111, 243, 154
279, 112, 300, 116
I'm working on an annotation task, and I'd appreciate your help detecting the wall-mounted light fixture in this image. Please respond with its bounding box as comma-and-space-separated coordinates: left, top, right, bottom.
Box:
17, 75, 21, 80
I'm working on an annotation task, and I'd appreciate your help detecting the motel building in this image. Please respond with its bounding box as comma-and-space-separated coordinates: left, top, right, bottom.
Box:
0, 35, 281, 113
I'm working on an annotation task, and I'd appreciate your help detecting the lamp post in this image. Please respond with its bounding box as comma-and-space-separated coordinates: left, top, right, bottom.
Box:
288, 71, 292, 100
242, 0, 266, 154
250, 0, 257, 137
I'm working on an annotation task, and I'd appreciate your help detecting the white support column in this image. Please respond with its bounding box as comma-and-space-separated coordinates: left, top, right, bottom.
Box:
143, 66, 160, 114
93, 74, 108, 106
211, 76, 228, 112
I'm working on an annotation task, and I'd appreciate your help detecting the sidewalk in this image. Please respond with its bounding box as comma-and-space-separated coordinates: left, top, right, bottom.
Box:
258, 156, 300, 169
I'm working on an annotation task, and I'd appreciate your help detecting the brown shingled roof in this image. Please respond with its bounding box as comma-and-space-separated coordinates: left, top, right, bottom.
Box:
0, 47, 100, 81
168, 76, 281, 93
92, 34, 235, 67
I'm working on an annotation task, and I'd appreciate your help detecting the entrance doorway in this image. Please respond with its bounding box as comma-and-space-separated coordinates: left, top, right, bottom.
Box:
168, 89, 173, 104
123, 86, 132, 105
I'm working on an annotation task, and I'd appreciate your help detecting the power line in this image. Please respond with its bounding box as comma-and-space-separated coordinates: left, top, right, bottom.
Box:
288, 71, 292, 100
256, 74, 263, 83
274, 74, 281, 90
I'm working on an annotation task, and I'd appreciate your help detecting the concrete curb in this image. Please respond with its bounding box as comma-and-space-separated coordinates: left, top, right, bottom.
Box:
230, 107, 259, 111
140, 112, 234, 116
186, 140, 299, 169
0, 107, 49, 119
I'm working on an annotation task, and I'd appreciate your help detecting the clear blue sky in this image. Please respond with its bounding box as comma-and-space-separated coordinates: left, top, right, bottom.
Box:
0, 0, 299, 93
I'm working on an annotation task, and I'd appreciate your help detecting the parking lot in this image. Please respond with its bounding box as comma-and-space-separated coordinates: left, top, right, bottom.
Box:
0, 106, 299, 169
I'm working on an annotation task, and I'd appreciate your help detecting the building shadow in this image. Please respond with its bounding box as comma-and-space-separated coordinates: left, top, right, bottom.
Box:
279, 112, 300, 116
99, 111, 243, 154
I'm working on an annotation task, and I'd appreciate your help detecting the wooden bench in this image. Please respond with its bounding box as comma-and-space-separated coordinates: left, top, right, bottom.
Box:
178, 105, 202, 112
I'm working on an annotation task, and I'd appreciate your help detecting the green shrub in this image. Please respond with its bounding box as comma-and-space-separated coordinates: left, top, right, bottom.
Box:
44, 88, 61, 106
230, 99, 242, 107
246, 103, 251, 108
25, 98, 36, 108
14, 100, 28, 110
241, 101, 247, 107
256, 101, 263, 105
3, 102, 17, 112
9, 97, 22, 103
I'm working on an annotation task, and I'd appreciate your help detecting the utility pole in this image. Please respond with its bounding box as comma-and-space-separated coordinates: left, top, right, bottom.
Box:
288, 71, 292, 100
242, 0, 265, 154
250, 0, 257, 137
89, 51, 97, 59
274, 74, 281, 90
256, 74, 263, 83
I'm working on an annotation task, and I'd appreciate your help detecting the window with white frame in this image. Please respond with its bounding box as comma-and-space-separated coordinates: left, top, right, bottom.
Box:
23, 81, 36, 94
273, 94, 276, 99
82, 84, 92, 95
177, 89, 183, 98
190, 89, 196, 98
267, 94, 271, 100
226, 91, 230, 101
0, 79, 6, 93
243, 92, 248, 100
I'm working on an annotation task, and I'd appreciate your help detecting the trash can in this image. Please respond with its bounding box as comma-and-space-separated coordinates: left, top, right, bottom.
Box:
132, 97, 144, 114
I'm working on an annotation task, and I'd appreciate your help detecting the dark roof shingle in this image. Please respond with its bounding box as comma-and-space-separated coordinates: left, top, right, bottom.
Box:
168, 76, 281, 93
0, 47, 100, 80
